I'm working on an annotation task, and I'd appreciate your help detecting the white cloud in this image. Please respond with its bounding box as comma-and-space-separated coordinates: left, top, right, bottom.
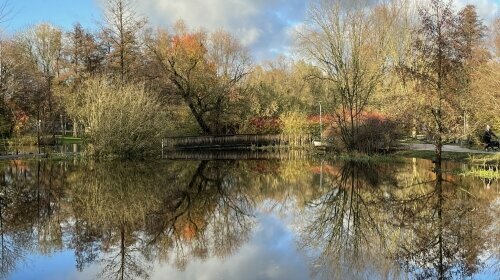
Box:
149, 214, 310, 280
238, 27, 262, 47
98, 0, 499, 61
129, 0, 308, 61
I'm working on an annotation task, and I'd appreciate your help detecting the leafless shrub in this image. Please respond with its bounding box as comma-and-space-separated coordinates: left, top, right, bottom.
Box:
65, 76, 168, 157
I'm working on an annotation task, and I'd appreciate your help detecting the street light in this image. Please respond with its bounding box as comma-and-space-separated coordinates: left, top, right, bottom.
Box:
319, 101, 322, 143
37, 119, 41, 154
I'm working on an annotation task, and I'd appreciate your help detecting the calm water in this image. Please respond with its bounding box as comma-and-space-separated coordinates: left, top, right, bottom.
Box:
0, 157, 498, 280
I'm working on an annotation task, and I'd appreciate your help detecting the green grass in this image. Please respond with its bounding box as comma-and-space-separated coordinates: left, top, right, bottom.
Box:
394, 150, 472, 162
460, 168, 500, 179
469, 153, 500, 165
59, 136, 82, 144
323, 152, 404, 163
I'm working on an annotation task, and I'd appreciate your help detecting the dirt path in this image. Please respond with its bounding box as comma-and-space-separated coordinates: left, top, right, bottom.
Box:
404, 143, 498, 154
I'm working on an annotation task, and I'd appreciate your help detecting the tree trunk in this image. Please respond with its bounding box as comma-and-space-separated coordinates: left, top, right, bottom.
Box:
185, 99, 212, 134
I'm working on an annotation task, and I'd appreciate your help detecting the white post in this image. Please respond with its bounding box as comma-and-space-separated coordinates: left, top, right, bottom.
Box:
319, 101, 322, 142
320, 160, 323, 189
161, 139, 164, 158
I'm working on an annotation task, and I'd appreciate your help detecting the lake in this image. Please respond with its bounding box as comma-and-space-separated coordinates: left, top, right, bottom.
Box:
0, 156, 498, 280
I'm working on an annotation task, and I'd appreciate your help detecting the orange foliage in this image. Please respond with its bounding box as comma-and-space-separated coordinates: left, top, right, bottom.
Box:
13, 111, 29, 133
310, 164, 340, 176
171, 34, 206, 58
182, 223, 197, 240
11, 160, 29, 172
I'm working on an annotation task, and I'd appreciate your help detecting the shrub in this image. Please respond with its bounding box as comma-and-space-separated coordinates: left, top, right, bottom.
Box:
66, 77, 168, 158
280, 110, 312, 147
241, 117, 283, 134
356, 114, 403, 153
281, 111, 310, 135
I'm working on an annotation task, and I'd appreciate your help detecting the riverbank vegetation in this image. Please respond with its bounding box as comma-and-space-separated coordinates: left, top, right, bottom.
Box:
0, 0, 498, 157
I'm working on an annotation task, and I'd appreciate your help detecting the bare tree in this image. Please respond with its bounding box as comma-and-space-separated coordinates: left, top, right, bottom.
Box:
0, 0, 13, 25
101, 0, 146, 84
298, 0, 394, 151
15, 23, 63, 143
494, 15, 500, 57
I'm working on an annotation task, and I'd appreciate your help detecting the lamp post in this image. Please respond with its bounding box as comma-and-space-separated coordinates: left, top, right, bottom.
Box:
37, 119, 41, 154
319, 101, 322, 143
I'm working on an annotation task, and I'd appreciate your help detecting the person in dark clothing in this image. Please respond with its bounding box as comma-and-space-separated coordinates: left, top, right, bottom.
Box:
482, 125, 499, 150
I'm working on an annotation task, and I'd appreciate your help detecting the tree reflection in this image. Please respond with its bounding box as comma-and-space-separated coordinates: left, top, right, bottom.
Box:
299, 159, 499, 279
144, 160, 255, 270
0, 160, 68, 278
391, 160, 496, 279
0, 157, 497, 280
66, 159, 255, 279
68, 161, 167, 280
299, 161, 402, 279
0, 159, 259, 279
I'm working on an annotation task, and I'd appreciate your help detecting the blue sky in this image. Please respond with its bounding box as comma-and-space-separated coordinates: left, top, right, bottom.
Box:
3, 0, 500, 61
5, 0, 101, 32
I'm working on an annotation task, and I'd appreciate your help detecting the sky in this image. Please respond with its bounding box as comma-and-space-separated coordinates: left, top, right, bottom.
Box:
3, 0, 500, 61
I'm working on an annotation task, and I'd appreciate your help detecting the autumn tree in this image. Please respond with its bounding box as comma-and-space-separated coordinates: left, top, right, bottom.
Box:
403, 0, 465, 163
0, 38, 15, 137
246, 58, 324, 117
65, 23, 104, 81
205, 30, 252, 133
147, 26, 251, 134
466, 14, 500, 132
455, 5, 487, 142
0, 1, 13, 137
241, 57, 327, 135
469, 62, 500, 131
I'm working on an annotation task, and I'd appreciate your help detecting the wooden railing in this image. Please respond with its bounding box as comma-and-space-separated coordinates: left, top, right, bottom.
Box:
162, 134, 313, 150
162, 149, 311, 160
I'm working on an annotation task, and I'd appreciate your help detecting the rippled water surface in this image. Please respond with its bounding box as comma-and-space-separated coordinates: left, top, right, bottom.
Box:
0, 157, 498, 280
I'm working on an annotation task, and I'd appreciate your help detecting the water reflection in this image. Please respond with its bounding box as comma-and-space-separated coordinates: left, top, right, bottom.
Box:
299, 160, 499, 280
0, 158, 497, 280
299, 161, 403, 279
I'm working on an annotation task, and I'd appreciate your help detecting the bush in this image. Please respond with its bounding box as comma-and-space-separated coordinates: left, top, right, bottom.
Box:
356, 114, 403, 153
241, 117, 282, 134
66, 77, 168, 158
280, 110, 312, 147
280, 111, 310, 135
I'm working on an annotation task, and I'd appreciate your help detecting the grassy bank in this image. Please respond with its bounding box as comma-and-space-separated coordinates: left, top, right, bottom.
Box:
395, 149, 499, 179
395, 150, 499, 164
460, 168, 500, 179
59, 136, 82, 144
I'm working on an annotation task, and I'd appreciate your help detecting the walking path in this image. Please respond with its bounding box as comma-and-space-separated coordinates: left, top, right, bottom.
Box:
404, 143, 498, 154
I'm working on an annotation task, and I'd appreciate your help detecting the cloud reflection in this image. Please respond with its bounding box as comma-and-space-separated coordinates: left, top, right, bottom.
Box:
149, 214, 309, 280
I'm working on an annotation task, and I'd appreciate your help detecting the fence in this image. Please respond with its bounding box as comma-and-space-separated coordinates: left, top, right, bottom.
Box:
162, 149, 311, 160
162, 134, 313, 151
